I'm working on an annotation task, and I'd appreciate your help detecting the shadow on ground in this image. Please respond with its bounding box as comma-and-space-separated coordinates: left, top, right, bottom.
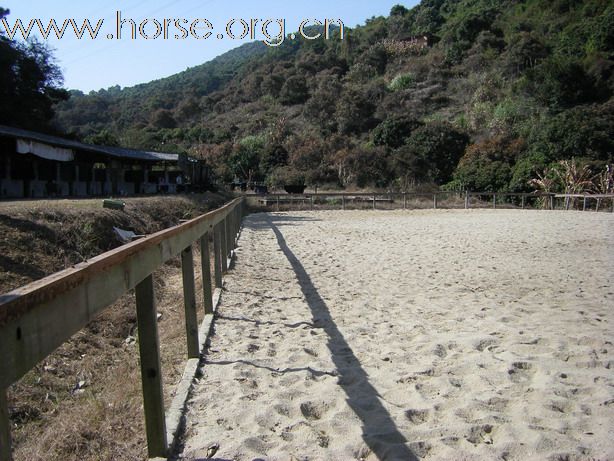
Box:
248, 213, 418, 461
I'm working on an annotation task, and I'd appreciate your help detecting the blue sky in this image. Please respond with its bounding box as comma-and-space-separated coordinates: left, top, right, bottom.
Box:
2, 0, 419, 92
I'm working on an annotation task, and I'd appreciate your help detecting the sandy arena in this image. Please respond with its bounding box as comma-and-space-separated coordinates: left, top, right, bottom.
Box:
179, 209, 613, 461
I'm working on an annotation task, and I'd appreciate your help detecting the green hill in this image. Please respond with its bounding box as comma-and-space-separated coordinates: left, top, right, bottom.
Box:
53, 0, 614, 192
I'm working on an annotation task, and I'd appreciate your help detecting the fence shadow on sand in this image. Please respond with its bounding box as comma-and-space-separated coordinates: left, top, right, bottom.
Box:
250, 213, 418, 460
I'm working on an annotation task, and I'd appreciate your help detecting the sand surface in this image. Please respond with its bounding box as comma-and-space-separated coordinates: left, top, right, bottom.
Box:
179, 210, 614, 461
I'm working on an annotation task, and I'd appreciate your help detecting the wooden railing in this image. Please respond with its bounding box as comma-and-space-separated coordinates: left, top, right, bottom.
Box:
1, 189, 612, 458
249, 191, 614, 212
254, 191, 463, 211
0, 197, 247, 460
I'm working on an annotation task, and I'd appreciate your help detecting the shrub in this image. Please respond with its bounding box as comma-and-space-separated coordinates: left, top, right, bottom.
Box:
526, 102, 614, 162
279, 76, 309, 105
520, 57, 600, 108
453, 137, 526, 192
267, 166, 306, 187
388, 73, 416, 91
372, 115, 422, 149
393, 122, 469, 184
335, 86, 377, 134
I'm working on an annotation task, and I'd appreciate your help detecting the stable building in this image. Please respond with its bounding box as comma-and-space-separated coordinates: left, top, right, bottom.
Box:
0, 125, 206, 198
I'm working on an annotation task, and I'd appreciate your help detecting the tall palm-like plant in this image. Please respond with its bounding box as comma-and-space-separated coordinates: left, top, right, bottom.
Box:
529, 167, 557, 209
554, 158, 593, 209
593, 164, 613, 194
592, 164, 613, 211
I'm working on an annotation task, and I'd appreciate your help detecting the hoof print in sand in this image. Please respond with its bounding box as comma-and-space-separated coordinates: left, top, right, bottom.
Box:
508, 361, 534, 383
466, 424, 494, 445
404, 408, 430, 424
300, 401, 327, 420
476, 338, 499, 352
247, 344, 260, 353
433, 344, 448, 358
409, 441, 433, 457
316, 431, 330, 448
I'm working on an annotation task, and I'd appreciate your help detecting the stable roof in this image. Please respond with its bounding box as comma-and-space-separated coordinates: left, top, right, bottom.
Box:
0, 124, 179, 162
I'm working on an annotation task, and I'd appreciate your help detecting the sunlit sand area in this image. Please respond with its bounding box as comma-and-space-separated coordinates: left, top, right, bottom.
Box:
179, 209, 613, 461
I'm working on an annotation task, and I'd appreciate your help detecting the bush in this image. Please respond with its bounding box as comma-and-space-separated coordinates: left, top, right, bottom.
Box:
393, 122, 469, 184
372, 115, 422, 149
333, 145, 390, 188
526, 102, 614, 163
388, 73, 416, 91
279, 75, 309, 105
520, 57, 600, 108
267, 166, 306, 188
453, 137, 526, 192
335, 86, 377, 134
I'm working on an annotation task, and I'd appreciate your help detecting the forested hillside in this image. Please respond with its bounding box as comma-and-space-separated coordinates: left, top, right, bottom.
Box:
53, 0, 614, 192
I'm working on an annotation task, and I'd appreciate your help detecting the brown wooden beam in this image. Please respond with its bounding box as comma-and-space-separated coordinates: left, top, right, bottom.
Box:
181, 246, 199, 359
200, 233, 214, 315
135, 275, 167, 458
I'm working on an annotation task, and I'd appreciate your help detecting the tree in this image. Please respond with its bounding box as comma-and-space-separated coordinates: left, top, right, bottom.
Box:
394, 122, 469, 184
526, 102, 614, 163
228, 135, 265, 182
279, 75, 309, 105
390, 5, 409, 17
260, 144, 288, 175
150, 109, 177, 129
84, 130, 120, 146
503, 32, 549, 76
303, 74, 342, 133
521, 57, 601, 108
0, 8, 68, 130
406, 0, 445, 36
336, 86, 377, 135
453, 137, 525, 192
372, 115, 422, 149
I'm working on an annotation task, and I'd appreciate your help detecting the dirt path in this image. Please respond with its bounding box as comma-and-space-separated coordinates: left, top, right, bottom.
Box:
179, 209, 613, 461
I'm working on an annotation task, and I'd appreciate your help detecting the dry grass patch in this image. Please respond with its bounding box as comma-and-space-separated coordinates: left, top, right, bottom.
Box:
1, 193, 229, 461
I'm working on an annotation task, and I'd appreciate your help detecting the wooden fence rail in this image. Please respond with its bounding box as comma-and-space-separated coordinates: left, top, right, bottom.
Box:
0, 197, 246, 460
251, 191, 614, 212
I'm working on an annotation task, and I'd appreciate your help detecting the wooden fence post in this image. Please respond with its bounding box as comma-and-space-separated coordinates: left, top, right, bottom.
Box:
521, 194, 526, 209
221, 219, 228, 273
550, 195, 555, 211
493, 194, 497, 209
181, 246, 199, 359
403, 193, 407, 210
229, 213, 235, 250
373, 196, 376, 210
237, 204, 242, 236
213, 224, 223, 288
311, 196, 314, 211
465, 191, 470, 209
230, 213, 236, 248
135, 275, 168, 459
228, 212, 234, 250
238, 204, 242, 234
342, 195, 346, 211
433, 194, 438, 209
200, 233, 214, 315
276, 196, 280, 212
583, 196, 587, 211
231, 209, 237, 246
1, 388, 10, 461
